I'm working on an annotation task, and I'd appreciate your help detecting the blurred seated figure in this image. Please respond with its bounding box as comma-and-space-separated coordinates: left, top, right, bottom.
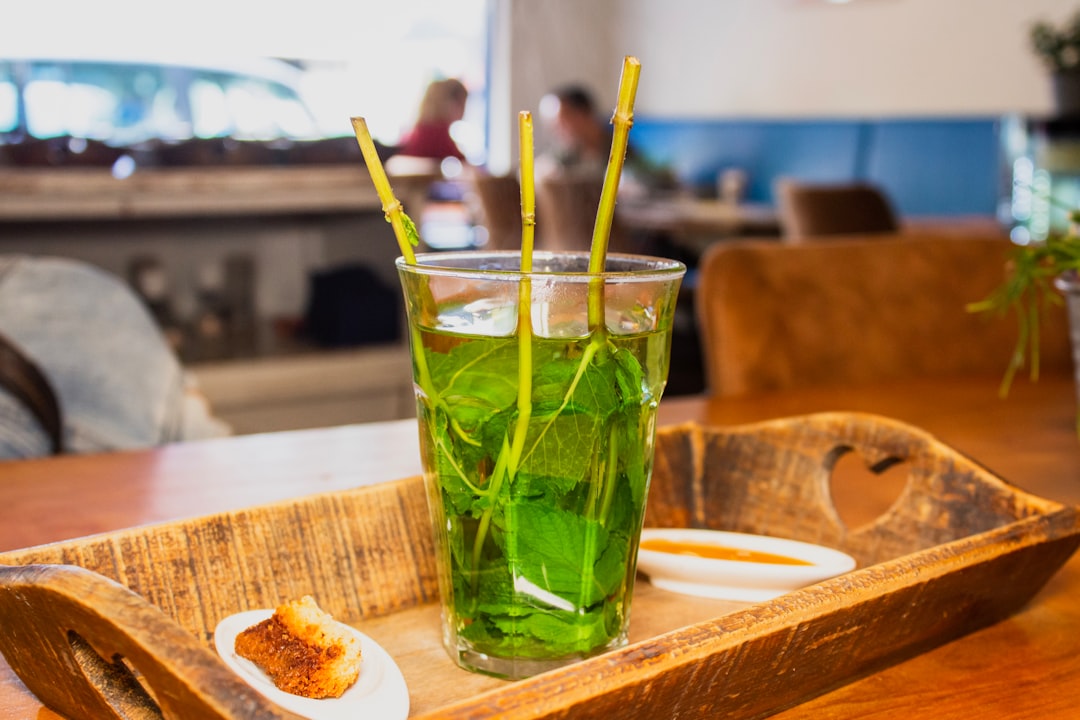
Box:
774, 179, 899, 241
538, 84, 610, 181
391, 78, 472, 227
397, 78, 469, 162
537, 83, 676, 196
0, 256, 229, 460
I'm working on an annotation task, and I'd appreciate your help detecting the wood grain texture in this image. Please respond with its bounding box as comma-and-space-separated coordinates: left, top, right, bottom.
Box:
1, 478, 439, 643
649, 413, 1065, 566
0, 413, 1076, 719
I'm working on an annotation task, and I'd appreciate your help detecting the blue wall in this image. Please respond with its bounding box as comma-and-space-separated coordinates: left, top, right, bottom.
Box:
631, 116, 1002, 217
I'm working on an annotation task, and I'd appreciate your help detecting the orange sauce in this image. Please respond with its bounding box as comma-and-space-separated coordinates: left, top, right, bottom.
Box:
640, 537, 814, 566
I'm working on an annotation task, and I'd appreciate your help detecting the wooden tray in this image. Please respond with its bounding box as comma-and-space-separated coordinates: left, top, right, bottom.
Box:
1, 412, 1078, 719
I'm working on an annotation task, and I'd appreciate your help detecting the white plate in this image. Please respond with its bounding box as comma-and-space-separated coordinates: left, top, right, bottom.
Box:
214, 609, 409, 720
636, 528, 857, 602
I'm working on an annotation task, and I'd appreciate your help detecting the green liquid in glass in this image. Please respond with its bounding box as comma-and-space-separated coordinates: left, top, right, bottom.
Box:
413, 327, 671, 677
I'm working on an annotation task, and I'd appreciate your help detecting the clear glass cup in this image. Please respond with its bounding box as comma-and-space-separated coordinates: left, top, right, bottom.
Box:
397, 250, 685, 679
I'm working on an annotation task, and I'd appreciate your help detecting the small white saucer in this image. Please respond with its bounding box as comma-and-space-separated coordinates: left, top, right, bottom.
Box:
636, 528, 856, 603
214, 609, 409, 720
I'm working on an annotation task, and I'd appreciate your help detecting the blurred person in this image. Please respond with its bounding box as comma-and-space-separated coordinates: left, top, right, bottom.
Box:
538, 84, 609, 180
0, 255, 229, 460
538, 83, 676, 193
393, 78, 474, 239
398, 78, 469, 161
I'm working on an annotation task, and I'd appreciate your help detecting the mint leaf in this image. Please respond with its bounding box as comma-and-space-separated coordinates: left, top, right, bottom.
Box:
429, 338, 518, 428
511, 502, 626, 607
612, 345, 645, 407
401, 212, 421, 248
491, 605, 611, 652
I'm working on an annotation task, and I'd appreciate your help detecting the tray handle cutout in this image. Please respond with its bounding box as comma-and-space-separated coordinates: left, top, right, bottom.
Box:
651, 412, 1063, 565
827, 447, 910, 531
0, 563, 301, 720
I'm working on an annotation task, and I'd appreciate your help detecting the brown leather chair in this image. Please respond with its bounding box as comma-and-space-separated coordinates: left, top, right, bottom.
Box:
536, 174, 629, 252
695, 233, 1072, 397
775, 180, 899, 240
470, 173, 523, 250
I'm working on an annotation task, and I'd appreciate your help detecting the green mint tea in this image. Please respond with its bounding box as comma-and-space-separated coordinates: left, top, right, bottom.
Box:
398, 251, 684, 679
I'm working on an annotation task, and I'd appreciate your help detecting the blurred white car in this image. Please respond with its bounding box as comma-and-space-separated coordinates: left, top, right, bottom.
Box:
0, 55, 323, 148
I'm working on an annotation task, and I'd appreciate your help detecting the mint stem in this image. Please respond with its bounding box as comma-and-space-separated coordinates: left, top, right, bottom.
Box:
586, 56, 641, 333
471, 112, 540, 592
598, 424, 619, 525
471, 433, 512, 596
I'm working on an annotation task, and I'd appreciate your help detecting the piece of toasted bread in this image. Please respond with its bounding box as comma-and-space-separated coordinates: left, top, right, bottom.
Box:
234, 595, 362, 699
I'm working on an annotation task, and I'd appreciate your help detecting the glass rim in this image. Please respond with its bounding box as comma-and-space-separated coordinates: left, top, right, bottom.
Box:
396, 250, 686, 281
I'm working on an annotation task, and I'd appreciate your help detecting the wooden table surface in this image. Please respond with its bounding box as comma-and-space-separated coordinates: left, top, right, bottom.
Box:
618, 196, 780, 235
617, 196, 781, 256
1, 373, 1078, 718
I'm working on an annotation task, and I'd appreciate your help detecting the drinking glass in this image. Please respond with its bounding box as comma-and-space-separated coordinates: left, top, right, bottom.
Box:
397, 250, 685, 679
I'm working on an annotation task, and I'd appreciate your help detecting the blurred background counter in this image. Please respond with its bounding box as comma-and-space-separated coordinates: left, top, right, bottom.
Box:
0, 165, 417, 220
0, 164, 432, 434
